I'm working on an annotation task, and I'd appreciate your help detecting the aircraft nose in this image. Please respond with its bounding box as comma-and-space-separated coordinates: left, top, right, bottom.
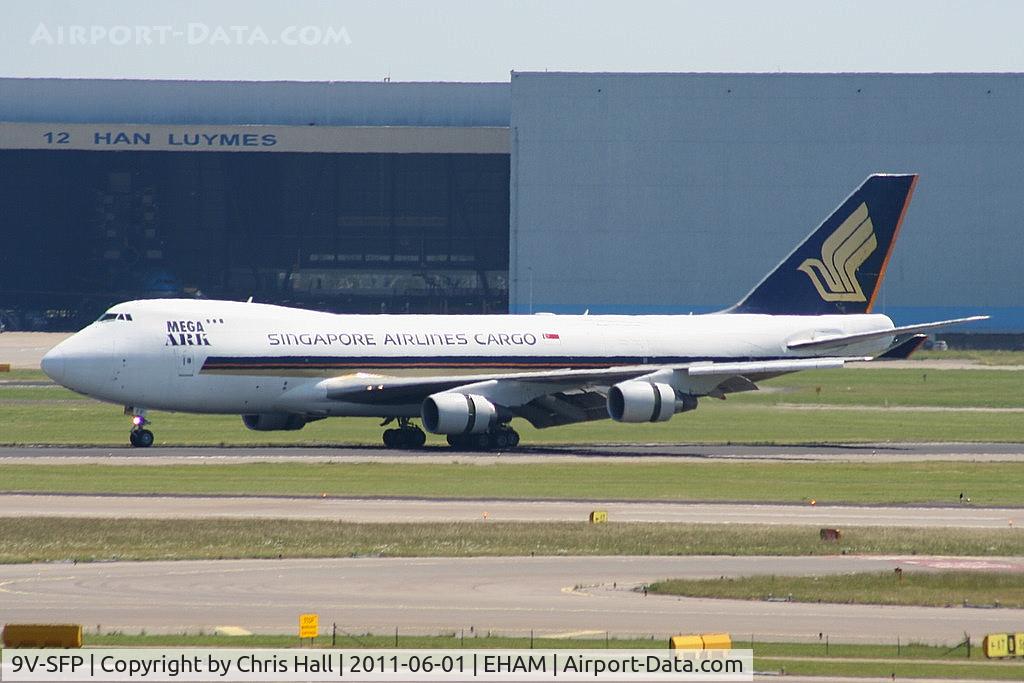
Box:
41, 345, 65, 383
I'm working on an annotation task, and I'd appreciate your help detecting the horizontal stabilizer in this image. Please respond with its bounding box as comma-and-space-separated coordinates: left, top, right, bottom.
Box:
787, 316, 988, 352
878, 334, 928, 360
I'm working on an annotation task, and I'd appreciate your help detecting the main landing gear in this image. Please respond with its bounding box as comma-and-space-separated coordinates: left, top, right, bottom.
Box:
447, 425, 520, 451
379, 419, 521, 451
128, 412, 154, 448
381, 418, 427, 449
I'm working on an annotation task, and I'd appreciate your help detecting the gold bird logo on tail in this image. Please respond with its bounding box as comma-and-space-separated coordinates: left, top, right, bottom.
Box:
797, 202, 877, 302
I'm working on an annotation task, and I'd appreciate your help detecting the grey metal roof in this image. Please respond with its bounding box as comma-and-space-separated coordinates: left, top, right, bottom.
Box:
0, 78, 511, 126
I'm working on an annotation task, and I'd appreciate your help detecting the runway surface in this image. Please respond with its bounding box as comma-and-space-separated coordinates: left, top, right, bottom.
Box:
1, 442, 1022, 464
2, 556, 1022, 643
1, 493, 1019, 527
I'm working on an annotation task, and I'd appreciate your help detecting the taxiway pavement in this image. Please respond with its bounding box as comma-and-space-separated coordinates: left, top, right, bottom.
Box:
0, 494, 1018, 527
1, 556, 1021, 643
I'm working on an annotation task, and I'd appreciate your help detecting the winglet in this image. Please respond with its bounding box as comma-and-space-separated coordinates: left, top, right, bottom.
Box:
729, 174, 918, 315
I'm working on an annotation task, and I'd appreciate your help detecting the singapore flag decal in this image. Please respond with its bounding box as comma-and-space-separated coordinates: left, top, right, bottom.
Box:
542, 333, 560, 341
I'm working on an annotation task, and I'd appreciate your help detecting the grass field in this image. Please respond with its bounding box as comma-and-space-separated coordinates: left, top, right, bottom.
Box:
5, 400, 1024, 445
5, 361, 1021, 682
730, 367, 1024, 408
77, 632, 976, 658
1, 366, 1023, 445
651, 571, 1024, 607
2, 518, 1022, 563
914, 349, 1024, 365
0, 369, 53, 380
72, 634, 1024, 680
758, 659, 1024, 680
0, 460, 1019, 504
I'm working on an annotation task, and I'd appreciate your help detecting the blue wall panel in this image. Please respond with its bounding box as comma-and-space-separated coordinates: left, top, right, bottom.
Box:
510, 73, 1024, 331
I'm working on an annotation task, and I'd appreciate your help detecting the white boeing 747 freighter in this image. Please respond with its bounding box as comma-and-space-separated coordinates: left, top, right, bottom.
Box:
42, 174, 985, 449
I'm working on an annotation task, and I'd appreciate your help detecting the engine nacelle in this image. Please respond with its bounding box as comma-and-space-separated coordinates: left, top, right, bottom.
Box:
242, 413, 308, 431
607, 381, 677, 423
421, 393, 497, 434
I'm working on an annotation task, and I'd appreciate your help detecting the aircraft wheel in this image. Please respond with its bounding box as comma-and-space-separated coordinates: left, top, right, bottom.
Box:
406, 428, 427, 449
385, 427, 427, 449
492, 431, 511, 449
491, 427, 521, 450
130, 429, 154, 448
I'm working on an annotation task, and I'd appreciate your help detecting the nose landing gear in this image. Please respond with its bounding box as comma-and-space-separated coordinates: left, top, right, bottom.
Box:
127, 411, 154, 448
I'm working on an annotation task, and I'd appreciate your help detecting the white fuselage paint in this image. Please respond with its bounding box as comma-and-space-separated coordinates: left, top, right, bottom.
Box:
43, 299, 894, 417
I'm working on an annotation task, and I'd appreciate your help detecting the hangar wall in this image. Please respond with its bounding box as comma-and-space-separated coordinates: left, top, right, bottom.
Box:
509, 72, 1023, 331
4, 75, 1024, 333
0, 79, 511, 330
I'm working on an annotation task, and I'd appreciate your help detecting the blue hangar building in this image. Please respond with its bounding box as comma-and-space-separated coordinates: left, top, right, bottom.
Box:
0, 73, 1018, 336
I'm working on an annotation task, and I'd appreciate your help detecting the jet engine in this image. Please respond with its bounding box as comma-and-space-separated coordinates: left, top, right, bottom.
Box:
421, 392, 497, 434
607, 381, 678, 423
242, 413, 308, 431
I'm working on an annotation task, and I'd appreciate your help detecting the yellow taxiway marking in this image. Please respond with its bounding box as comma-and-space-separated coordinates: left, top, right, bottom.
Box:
214, 626, 253, 636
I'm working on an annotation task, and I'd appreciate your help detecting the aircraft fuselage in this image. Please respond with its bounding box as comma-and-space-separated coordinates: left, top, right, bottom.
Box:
43, 298, 894, 417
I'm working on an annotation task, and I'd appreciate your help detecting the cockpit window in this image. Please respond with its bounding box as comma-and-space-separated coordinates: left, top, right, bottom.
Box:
97, 312, 134, 322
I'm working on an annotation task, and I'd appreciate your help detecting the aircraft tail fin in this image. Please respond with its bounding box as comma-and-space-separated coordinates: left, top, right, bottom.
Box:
729, 174, 918, 315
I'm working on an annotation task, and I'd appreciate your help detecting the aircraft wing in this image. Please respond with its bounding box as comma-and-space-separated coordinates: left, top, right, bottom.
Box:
322, 365, 655, 404
320, 356, 865, 428
786, 315, 988, 352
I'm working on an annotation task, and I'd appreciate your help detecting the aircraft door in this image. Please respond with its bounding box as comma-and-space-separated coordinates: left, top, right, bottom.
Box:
175, 348, 196, 377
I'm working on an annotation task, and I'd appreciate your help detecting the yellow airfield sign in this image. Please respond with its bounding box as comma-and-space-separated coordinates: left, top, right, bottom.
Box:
299, 613, 319, 639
